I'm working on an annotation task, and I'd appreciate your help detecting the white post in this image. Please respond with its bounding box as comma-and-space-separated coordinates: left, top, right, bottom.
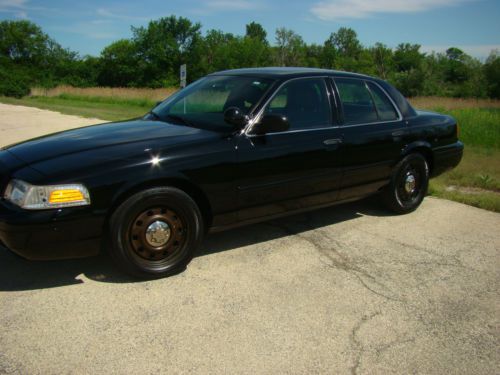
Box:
180, 64, 187, 89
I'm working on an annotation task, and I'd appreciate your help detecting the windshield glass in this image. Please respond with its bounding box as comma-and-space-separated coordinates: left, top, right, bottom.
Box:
151, 75, 274, 128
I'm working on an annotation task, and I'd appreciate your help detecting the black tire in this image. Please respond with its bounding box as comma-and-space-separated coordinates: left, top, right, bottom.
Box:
109, 187, 204, 279
383, 153, 429, 214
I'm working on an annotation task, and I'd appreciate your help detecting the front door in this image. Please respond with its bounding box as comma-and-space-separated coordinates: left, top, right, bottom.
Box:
236, 77, 343, 222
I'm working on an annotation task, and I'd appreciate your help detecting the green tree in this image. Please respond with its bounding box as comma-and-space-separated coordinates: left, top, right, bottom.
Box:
328, 27, 361, 58
199, 30, 236, 73
0, 20, 86, 91
274, 27, 305, 66
245, 22, 267, 44
391, 43, 425, 96
0, 20, 51, 64
483, 50, 500, 98
393, 43, 424, 72
132, 15, 203, 86
0, 19, 497, 99
444, 47, 471, 83
97, 39, 139, 87
323, 27, 363, 71
370, 43, 393, 79
304, 44, 323, 67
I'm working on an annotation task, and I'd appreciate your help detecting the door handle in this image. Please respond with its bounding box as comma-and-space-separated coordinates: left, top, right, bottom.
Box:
391, 130, 405, 137
323, 138, 342, 146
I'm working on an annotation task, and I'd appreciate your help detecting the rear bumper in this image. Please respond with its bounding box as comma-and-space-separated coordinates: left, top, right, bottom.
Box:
431, 141, 464, 177
0, 200, 104, 260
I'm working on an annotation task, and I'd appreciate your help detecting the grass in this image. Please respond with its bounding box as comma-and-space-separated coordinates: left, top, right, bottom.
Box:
429, 108, 499, 149
0, 89, 499, 212
31, 85, 177, 101
428, 147, 500, 212
409, 96, 500, 110
409, 98, 500, 212
0, 94, 151, 121
0, 85, 178, 121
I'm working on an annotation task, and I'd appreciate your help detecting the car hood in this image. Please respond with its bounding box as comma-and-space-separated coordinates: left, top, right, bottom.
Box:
5, 119, 219, 165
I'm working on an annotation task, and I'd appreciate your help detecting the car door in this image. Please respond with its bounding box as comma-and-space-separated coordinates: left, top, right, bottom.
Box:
235, 77, 343, 222
332, 78, 409, 200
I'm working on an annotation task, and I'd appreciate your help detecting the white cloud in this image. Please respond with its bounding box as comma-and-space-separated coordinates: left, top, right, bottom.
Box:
310, 0, 473, 20
204, 0, 259, 10
421, 44, 500, 60
0, 0, 29, 18
96, 8, 150, 22
90, 19, 114, 25
0, 0, 27, 10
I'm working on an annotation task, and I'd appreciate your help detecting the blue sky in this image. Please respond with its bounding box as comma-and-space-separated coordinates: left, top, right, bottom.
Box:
1, 0, 499, 59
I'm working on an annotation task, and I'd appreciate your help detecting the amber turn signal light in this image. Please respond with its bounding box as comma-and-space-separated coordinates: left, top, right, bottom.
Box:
49, 189, 85, 204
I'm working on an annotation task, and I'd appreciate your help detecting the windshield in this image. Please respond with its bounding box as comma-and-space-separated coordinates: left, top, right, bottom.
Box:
151, 75, 274, 128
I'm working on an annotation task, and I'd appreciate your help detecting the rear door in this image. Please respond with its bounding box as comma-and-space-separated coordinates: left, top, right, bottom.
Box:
333, 78, 409, 199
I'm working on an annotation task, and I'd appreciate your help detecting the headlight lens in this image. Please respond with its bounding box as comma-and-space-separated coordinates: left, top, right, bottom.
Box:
3, 179, 91, 210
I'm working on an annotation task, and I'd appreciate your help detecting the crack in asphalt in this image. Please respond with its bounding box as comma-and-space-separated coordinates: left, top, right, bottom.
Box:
350, 311, 381, 375
374, 336, 416, 357
264, 221, 405, 303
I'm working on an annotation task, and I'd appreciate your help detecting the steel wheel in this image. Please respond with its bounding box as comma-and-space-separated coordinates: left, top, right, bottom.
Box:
396, 166, 422, 206
129, 207, 187, 266
109, 187, 204, 279
383, 153, 429, 214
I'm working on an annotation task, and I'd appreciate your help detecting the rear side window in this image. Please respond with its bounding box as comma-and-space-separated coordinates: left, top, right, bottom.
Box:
366, 82, 399, 121
335, 78, 377, 125
335, 78, 400, 125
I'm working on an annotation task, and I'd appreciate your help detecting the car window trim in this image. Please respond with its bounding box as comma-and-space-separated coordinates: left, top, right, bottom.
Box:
325, 77, 342, 125
363, 81, 381, 120
245, 76, 335, 137
331, 77, 403, 127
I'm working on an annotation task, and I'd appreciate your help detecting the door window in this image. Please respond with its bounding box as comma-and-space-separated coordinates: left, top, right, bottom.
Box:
366, 81, 399, 121
263, 78, 331, 130
335, 78, 378, 125
335, 78, 400, 125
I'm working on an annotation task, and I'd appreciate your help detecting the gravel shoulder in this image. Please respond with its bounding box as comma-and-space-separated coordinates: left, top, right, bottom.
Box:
0, 103, 104, 146
0, 103, 499, 374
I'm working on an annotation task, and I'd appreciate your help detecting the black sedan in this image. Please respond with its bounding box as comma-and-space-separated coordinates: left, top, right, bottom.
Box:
0, 68, 463, 278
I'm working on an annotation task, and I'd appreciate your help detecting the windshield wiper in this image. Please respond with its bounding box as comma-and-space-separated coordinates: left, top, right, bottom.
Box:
148, 110, 161, 121
164, 114, 193, 127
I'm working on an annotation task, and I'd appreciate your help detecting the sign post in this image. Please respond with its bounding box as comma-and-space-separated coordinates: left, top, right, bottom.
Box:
180, 64, 187, 88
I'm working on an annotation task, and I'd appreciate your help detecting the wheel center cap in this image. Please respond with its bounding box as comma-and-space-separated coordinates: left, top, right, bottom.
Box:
404, 174, 416, 194
145, 220, 171, 247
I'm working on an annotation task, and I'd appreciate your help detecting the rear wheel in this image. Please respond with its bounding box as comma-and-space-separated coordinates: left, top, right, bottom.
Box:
383, 153, 429, 214
109, 187, 204, 279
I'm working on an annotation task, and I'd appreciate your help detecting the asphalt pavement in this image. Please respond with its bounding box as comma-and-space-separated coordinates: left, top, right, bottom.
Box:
0, 104, 499, 374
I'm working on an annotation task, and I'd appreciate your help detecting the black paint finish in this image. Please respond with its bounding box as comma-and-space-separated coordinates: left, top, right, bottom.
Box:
0, 68, 463, 260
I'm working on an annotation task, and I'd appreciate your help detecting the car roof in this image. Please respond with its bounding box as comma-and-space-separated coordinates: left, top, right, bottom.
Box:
209, 67, 372, 80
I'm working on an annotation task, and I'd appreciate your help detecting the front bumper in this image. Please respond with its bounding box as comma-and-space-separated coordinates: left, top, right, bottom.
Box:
0, 199, 104, 260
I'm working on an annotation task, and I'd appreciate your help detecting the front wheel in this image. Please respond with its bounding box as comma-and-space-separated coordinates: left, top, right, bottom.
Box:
109, 187, 204, 279
383, 153, 429, 214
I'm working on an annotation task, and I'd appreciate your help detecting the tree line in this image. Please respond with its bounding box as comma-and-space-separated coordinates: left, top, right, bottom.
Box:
1, 17, 499, 99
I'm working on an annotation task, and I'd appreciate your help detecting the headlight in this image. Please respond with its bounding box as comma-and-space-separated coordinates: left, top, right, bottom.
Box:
3, 179, 91, 210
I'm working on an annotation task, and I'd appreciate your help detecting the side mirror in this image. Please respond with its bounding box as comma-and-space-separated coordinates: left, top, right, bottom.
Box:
224, 107, 248, 127
253, 114, 290, 135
